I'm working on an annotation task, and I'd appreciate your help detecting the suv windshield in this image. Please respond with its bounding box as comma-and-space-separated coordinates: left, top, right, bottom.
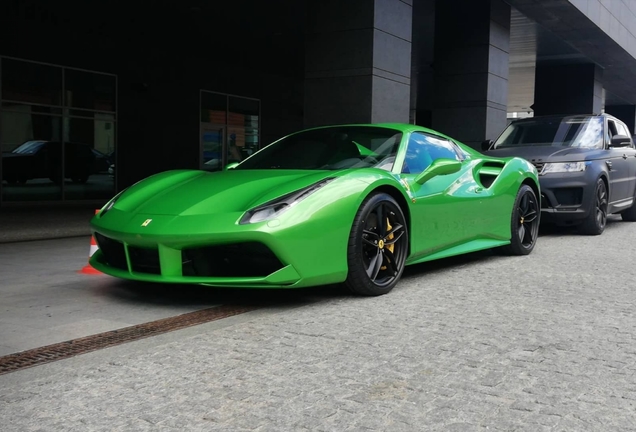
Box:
236, 126, 402, 171
493, 116, 604, 149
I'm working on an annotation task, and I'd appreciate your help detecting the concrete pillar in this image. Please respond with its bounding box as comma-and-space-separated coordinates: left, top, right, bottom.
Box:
304, 0, 412, 127
533, 63, 604, 116
605, 105, 636, 135
410, 0, 435, 128
432, 0, 510, 148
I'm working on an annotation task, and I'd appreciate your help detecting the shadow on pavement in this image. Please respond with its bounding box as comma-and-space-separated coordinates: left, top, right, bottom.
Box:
100, 278, 348, 309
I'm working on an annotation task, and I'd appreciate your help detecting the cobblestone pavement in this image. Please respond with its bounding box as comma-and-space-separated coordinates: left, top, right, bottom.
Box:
2, 217, 636, 431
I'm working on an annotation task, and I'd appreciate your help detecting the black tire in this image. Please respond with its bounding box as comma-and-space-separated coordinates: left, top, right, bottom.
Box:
579, 178, 608, 235
621, 187, 636, 222
501, 184, 540, 256
345, 192, 409, 296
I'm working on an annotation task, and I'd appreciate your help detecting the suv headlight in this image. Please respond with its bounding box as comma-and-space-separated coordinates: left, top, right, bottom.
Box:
240, 178, 335, 224
542, 161, 588, 174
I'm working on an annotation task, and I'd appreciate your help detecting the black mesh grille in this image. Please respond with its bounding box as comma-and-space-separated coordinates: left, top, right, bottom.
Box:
128, 246, 161, 275
182, 242, 284, 277
94, 233, 127, 271
554, 188, 583, 207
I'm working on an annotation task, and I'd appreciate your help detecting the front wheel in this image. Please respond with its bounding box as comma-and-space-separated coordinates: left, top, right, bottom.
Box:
345, 193, 409, 296
579, 178, 608, 235
501, 184, 540, 256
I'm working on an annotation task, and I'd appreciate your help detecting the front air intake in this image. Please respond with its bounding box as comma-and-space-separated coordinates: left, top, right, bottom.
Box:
182, 242, 284, 277
94, 233, 128, 271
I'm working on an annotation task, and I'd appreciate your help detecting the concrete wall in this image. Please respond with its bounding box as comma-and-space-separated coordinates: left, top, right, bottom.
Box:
304, 0, 412, 126
568, 0, 636, 60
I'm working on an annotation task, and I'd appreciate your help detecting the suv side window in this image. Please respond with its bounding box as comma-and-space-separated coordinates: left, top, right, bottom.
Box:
608, 119, 634, 148
402, 132, 461, 174
615, 121, 632, 142
607, 119, 618, 142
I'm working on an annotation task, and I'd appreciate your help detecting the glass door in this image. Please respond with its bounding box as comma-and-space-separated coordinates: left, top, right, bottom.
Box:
200, 125, 225, 172
200, 90, 260, 171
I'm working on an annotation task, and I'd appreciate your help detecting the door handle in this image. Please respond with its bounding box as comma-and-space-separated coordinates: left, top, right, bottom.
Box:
623, 154, 628, 159
475, 186, 484, 193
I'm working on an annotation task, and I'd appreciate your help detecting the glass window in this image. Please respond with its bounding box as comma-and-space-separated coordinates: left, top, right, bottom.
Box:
1, 58, 117, 203
615, 121, 631, 137
1, 58, 63, 106
63, 116, 116, 200
201, 92, 227, 124
200, 91, 261, 171
2, 102, 62, 116
494, 116, 604, 149
402, 133, 460, 174
236, 126, 401, 171
1, 110, 63, 201
228, 96, 259, 164
64, 69, 116, 112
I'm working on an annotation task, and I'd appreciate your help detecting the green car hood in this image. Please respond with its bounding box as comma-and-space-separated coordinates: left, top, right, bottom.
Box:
115, 169, 340, 216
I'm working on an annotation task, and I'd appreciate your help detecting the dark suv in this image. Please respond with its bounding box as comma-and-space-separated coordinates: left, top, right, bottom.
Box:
483, 114, 636, 235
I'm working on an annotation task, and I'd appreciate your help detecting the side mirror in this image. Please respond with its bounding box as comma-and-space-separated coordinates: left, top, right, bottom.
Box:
415, 158, 462, 185
481, 139, 494, 151
224, 162, 239, 170
610, 134, 632, 148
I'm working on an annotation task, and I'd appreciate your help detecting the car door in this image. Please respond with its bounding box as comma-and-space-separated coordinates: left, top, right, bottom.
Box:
613, 120, 636, 200
606, 118, 635, 203
398, 132, 479, 258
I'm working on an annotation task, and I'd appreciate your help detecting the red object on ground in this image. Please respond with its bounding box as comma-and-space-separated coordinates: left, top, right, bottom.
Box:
78, 209, 102, 275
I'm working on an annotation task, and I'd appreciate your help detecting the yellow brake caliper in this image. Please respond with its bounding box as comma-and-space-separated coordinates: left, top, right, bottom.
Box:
381, 218, 394, 270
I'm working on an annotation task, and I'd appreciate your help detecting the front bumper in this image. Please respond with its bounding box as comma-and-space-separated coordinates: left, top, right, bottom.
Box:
538, 170, 597, 224
89, 207, 351, 288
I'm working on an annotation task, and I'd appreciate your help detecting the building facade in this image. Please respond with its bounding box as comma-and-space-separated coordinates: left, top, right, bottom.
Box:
1, 0, 636, 207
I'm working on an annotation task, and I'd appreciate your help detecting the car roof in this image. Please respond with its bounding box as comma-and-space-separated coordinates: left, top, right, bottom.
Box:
509, 113, 622, 124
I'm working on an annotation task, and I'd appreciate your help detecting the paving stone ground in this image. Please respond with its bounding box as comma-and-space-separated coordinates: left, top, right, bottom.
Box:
1, 217, 636, 431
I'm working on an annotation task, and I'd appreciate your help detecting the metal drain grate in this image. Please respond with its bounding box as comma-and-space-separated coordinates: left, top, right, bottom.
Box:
0, 304, 259, 376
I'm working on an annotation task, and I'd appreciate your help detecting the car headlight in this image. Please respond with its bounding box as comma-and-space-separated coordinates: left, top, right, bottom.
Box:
99, 188, 127, 217
240, 178, 335, 224
542, 161, 588, 174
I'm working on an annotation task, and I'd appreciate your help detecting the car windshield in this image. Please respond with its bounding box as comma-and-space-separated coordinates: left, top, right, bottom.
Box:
12, 141, 45, 154
493, 116, 604, 149
235, 126, 403, 171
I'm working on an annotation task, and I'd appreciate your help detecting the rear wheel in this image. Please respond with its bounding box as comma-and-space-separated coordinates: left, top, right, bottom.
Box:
501, 184, 539, 256
579, 178, 607, 235
345, 193, 408, 296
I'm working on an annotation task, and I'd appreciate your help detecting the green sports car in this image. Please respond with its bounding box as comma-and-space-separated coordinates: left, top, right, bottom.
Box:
90, 123, 540, 296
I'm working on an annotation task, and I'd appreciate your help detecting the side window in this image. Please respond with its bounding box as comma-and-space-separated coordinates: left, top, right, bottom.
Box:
614, 121, 634, 148
616, 121, 631, 138
607, 120, 618, 145
402, 132, 460, 174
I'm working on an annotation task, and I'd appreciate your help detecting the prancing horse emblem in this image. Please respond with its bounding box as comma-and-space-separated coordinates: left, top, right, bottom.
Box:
141, 219, 152, 227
